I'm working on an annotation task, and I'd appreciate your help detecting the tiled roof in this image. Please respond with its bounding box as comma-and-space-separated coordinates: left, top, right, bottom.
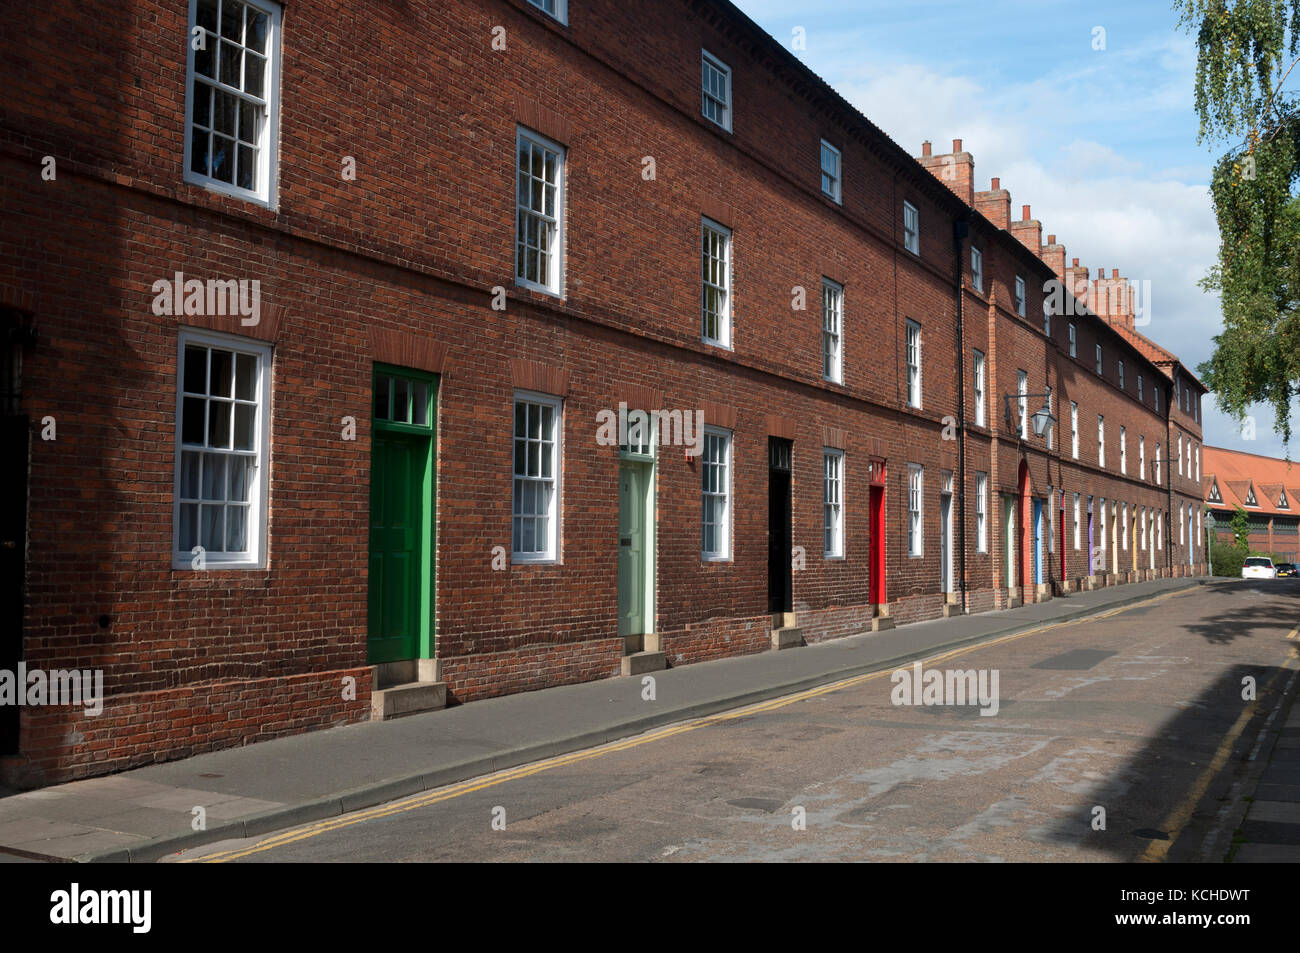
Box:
1203, 446, 1300, 517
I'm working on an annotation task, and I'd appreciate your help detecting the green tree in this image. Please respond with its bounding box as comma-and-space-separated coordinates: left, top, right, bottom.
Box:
1231, 504, 1251, 548
1177, 0, 1300, 445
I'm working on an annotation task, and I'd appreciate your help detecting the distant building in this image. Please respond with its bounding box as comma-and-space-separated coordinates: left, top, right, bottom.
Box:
1203, 447, 1300, 561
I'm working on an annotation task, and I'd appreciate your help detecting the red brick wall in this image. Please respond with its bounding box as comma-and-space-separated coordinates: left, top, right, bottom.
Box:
2, 667, 371, 787
0, 0, 1207, 783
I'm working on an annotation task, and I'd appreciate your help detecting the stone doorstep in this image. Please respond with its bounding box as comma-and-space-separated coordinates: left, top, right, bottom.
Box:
620, 651, 667, 676
770, 626, 804, 650
370, 681, 447, 721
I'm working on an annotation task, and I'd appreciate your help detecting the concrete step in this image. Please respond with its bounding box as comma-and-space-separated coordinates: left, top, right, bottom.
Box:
871, 616, 895, 631
771, 626, 804, 650
941, 603, 960, 618
621, 651, 667, 676
371, 681, 447, 721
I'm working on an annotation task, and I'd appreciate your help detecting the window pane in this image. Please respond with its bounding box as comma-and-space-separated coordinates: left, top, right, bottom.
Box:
193, 82, 212, 128
245, 51, 265, 97
197, 0, 218, 32
184, 346, 208, 394
237, 100, 259, 144
246, 10, 269, 53
195, 41, 215, 79
411, 381, 428, 426
190, 126, 210, 175
182, 397, 206, 444
226, 505, 248, 552
229, 456, 253, 502
201, 503, 224, 550
234, 352, 257, 400
219, 40, 242, 87
180, 503, 199, 550
208, 400, 231, 448
214, 90, 237, 135
236, 145, 256, 190
202, 453, 228, 500
221, 0, 245, 42
393, 377, 409, 423
181, 451, 201, 499
233, 403, 255, 450
212, 134, 234, 182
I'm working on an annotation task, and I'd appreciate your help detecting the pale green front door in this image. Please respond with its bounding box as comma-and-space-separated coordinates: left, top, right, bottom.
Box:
618, 461, 650, 637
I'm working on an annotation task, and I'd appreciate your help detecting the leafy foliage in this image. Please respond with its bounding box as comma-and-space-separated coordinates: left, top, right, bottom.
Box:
1209, 536, 1248, 575
1178, 0, 1300, 444
1231, 503, 1251, 546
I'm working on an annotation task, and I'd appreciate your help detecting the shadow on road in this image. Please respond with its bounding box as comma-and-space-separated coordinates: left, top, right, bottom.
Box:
1033, 658, 1290, 861
1171, 579, 1300, 645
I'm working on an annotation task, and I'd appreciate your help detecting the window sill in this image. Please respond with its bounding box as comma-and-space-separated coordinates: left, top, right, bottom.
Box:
514, 279, 565, 302
183, 171, 276, 212
172, 557, 265, 571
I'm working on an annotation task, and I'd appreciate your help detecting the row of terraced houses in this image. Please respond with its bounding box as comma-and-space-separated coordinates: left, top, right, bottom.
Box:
0, 0, 1208, 786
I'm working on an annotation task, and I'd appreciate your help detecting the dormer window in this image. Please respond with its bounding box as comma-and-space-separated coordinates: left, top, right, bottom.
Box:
1280, 490, 1290, 509
1245, 485, 1258, 507
1208, 479, 1222, 504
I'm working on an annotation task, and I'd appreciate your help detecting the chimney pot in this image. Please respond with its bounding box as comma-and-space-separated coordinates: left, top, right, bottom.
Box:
1072, 258, 1079, 267
1022, 205, 1031, 221
922, 141, 932, 157
952, 138, 963, 153
1047, 234, 1056, 245
1112, 268, 1119, 279
991, 177, 1000, 190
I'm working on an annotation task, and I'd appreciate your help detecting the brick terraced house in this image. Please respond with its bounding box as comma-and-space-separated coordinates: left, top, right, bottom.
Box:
0, 0, 1207, 786
1204, 447, 1300, 563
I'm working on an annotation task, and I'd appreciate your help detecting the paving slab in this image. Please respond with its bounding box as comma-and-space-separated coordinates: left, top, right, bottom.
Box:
1241, 800, 1300, 825
1232, 843, 1300, 862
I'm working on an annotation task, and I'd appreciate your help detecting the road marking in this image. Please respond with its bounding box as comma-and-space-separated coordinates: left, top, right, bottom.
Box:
1140, 638, 1300, 863
190, 587, 1194, 863
1286, 626, 1298, 641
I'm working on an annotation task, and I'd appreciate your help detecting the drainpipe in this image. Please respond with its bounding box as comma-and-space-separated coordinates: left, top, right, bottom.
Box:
954, 214, 970, 614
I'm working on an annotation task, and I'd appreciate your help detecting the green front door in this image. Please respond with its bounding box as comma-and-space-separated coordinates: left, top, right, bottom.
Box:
368, 367, 436, 665
618, 460, 650, 637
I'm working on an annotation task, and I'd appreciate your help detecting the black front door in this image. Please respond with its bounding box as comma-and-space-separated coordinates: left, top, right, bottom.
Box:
0, 415, 27, 755
768, 438, 793, 613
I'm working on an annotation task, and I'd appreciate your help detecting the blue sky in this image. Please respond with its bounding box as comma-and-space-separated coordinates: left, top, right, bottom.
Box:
732, 0, 1299, 460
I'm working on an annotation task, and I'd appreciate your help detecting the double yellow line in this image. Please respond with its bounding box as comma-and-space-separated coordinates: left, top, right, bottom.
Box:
1139, 624, 1300, 863
191, 588, 1191, 863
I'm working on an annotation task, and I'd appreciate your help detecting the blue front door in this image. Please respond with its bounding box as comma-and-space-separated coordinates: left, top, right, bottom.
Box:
1033, 498, 1043, 584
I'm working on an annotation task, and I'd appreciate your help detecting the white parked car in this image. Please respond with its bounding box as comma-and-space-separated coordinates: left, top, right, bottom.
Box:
1242, 556, 1277, 580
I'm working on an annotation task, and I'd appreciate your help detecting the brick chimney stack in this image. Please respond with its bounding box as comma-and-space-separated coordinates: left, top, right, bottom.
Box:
916, 137, 975, 204
1065, 257, 1091, 313
1040, 233, 1066, 283
1008, 202, 1042, 254
1092, 266, 1135, 329
973, 176, 1010, 229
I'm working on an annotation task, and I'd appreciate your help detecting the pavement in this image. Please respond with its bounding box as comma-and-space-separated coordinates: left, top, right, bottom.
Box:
1227, 631, 1300, 862
0, 575, 1213, 862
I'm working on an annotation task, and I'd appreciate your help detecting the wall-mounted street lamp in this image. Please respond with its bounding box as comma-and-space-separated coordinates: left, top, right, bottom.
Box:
1003, 391, 1056, 440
